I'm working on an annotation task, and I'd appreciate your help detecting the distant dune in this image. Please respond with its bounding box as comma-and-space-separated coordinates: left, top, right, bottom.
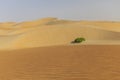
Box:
0, 17, 120, 49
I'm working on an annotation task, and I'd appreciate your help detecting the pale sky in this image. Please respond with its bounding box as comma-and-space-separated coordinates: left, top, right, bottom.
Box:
0, 0, 120, 22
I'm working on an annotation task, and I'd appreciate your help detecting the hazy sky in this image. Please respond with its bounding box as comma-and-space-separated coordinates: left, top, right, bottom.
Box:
0, 0, 120, 22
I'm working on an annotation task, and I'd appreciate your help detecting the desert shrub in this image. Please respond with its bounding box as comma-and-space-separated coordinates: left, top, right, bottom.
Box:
72, 37, 86, 43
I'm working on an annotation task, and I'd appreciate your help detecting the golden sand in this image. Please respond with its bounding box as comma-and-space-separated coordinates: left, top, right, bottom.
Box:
0, 45, 119, 80
0, 18, 120, 80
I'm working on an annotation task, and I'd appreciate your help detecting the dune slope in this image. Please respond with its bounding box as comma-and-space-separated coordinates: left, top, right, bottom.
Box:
13, 25, 120, 49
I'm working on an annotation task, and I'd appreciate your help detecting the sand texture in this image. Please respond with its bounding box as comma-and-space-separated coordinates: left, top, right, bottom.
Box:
0, 45, 120, 80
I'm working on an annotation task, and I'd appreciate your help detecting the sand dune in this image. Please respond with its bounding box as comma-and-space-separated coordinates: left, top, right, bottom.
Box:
0, 18, 120, 80
78, 21, 120, 32
12, 25, 120, 49
0, 18, 120, 49
0, 45, 120, 80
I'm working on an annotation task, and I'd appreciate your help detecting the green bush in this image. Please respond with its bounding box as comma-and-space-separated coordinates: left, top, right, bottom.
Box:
73, 37, 86, 43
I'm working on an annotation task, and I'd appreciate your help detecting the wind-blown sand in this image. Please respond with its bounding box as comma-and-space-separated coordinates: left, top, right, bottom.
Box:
0, 18, 120, 80
0, 45, 120, 80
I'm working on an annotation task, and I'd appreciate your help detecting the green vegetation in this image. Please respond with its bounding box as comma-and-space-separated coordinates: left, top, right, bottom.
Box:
72, 37, 86, 43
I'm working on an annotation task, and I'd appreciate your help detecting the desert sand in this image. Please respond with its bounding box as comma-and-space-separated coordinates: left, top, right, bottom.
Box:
0, 18, 120, 80
0, 45, 120, 80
